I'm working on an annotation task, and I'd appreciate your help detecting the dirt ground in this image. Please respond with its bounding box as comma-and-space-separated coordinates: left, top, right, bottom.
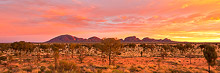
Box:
1, 54, 219, 73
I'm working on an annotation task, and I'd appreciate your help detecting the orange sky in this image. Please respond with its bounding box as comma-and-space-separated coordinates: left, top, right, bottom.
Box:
1, 0, 220, 43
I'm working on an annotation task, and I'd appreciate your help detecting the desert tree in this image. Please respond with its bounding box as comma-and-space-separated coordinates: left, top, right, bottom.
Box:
124, 43, 136, 48
184, 43, 194, 64
139, 44, 146, 57
76, 45, 87, 63
218, 45, 220, 49
124, 43, 136, 54
0, 43, 11, 53
160, 44, 171, 59
39, 44, 50, 56
82, 44, 93, 56
50, 43, 65, 71
11, 41, 33, 64
198, 44, 208, 52
92, 43, 105, 56
37, 44, 50, 72
82, 44, 92, 50
69, 43, 80, 58
168, 45, 177, 56
202, 44, 217, 73
101, 38, 122, 65
175, 44, 185, 55
139, 44, 155, 57
92, 43, 106, 64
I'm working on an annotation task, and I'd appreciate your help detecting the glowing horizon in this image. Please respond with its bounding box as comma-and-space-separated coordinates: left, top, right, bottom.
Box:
1, 0, 220, 43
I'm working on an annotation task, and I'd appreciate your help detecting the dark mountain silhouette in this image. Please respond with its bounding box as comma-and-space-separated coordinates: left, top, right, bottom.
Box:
46, 35, 175, 43
123, 36, 141, 42
142, 37, 173, 42
46, 34, 79, 43
142, 37, 156, 42
87, 36, 102, 42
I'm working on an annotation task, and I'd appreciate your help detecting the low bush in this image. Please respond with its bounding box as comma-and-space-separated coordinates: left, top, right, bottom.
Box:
47, 64, 54, 70
97, 69, 102, 73
22, 66, 33, 72
44, 70, 52, 73
0, 56, 7, 61
58, 60, 79, 72
40, 66, 46, 72
112, 69, 123, 73
129, 66, 138, 72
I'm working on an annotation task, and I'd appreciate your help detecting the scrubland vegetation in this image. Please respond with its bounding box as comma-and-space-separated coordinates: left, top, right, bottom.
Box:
0, 38, 220, 73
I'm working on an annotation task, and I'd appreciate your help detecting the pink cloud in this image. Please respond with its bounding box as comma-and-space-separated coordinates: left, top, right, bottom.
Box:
1, 0, 220, 42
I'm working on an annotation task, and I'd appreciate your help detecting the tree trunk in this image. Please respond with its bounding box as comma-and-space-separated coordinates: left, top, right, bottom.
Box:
19, 50, 22, 64
208, 65, 210, 73
54, 52, 59, 71
109, 52, 111, 65
55, 57, 58, 71
72, 50, 74, 58
189, 54, 191, 64
141, 51, 143, 57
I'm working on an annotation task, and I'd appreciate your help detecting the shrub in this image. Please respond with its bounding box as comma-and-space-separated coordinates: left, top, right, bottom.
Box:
58, 60, 79, 72
38, 71, 42, 73
112, 69, 123, 73
40, 66, 46, 72
44, 54, 51, 58
22, 66, 32, 72
44, 70, 52, 73
47, 64, 54, 70
116, 65, 120, 69
97, 69, 102, 73
0, 52, 3, 56
202, 44, 217, 73
77, 47, 86, 63
0, 56, 7, 61
13, 53, 19, 56
129, 66, 137, 72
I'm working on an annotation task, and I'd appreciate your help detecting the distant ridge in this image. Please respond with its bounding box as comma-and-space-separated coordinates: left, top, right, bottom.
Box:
46, 34, 175, 43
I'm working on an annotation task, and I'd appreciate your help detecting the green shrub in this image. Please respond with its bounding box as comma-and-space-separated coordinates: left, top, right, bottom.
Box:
40, 66, 46, 72
38, 71, 42, 73
0, 56, 7, 61
22, 66, 32, 72
13, 53, 19, 56
44, 54, 51, 58
97, 69, 102, 73
112, 69, 123, 73
116, 65, 120, 69
44, 70, 52, 73
47, 64, 54, 70
0, 52, 3, 56
3, 70, 12, 73
58, 60, 79, 72
129, 66, 137, 72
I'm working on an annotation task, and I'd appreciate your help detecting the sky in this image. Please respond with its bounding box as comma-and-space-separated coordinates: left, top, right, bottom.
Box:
1, 0, 220, 43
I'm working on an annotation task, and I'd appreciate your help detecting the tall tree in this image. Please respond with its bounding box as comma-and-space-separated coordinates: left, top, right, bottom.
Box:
92, 43, 106, 64
125, 43, 136, 48
101, 38, 122, 65
202, 44, 217, 73
11, 41, 33, 64
0, 43, 11, 55
76, 45, 86, 63
51, 43, 65, 71
184, 43, 194, 64
139, 44, 155, 57
175, 44, 185, 55
69, 43, 80, 58
160, 45, 171, 59
39, 44, 50, 53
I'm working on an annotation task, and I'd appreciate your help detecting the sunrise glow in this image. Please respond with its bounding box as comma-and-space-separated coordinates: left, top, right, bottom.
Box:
1, 0, 220, 42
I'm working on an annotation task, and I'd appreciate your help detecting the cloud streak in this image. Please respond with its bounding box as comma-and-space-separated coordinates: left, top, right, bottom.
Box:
1, 0, 220, 42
